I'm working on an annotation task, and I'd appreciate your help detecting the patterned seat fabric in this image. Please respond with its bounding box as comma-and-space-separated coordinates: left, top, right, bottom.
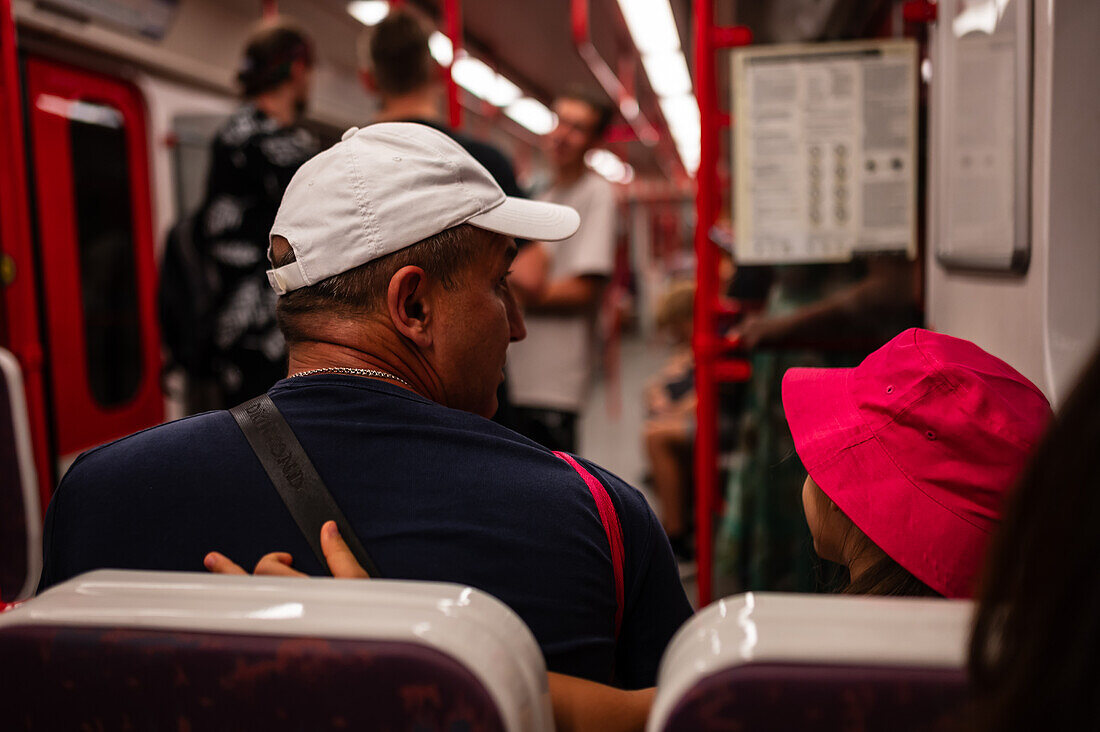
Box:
1, 625, 504, 731
663, 663, 967, 731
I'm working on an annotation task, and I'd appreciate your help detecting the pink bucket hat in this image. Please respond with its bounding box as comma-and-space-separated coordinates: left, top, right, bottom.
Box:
782, 328, 1052, 599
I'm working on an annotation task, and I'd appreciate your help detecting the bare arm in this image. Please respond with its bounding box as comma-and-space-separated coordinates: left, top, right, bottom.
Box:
527, 273, 608, 315
547, 673, 654, 732
206, 526, 653, 732
732, 256, 916, 349
508, 243, 550, 305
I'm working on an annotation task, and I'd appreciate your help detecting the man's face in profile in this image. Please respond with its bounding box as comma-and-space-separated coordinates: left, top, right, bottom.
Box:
430, 233, 525, 418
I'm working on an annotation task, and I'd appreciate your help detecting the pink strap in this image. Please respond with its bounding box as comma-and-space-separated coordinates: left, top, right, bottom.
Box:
553, 451, 625, 639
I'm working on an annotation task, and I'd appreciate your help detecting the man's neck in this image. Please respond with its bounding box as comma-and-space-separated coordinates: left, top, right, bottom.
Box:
374, 90, 442, 125
553, 160, 588, 188
252, 86, 298, 128
287, 328, 439, 401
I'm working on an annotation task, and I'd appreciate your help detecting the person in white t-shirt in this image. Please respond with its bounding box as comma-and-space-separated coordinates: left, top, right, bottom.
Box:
505, 88, 617, 452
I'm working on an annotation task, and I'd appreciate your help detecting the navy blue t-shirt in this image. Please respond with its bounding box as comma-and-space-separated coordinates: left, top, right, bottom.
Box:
39, 376, 693, 687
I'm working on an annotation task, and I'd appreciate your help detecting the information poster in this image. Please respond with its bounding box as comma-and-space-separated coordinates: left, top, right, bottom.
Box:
732, 40, 918, 264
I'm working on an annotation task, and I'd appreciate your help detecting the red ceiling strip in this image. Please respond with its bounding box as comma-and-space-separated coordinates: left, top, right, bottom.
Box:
570, 0, 669, 160
443, 0, 463, 129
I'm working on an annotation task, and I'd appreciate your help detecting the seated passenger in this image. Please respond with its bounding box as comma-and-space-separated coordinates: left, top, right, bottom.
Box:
643, 280, 696, 558
784, 328, 1052, 598
37, 123, 693, 688
209, 328, 1055, 732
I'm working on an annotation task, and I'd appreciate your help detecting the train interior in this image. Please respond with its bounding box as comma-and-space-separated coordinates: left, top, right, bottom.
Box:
0, 0, 1098, 729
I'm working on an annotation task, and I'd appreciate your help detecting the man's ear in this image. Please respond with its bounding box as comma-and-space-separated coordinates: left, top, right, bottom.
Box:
359, 69, 378, 93
386, 266, 433, 347
290, 58, 311, 83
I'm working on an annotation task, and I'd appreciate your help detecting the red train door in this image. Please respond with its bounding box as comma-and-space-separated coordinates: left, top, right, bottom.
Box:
23, 58, 163, 465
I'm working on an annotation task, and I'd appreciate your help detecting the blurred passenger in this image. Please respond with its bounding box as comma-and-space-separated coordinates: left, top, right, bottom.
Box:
358, 8, 526, 230
719, 254, 920, 591
784, 328, 1052, 597
503, 87, 617, 453
199, 18, 319, 405
358, 7, 537, 424
38, 124, 692, 689
967, 344, 1100, 728
643, 280, 696, 559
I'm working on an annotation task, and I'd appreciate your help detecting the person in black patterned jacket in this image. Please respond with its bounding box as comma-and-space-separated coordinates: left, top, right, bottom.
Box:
199, 18, 319, 405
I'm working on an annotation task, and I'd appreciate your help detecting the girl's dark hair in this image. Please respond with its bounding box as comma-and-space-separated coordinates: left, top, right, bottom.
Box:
842, 553, 940, 597
812, 484, 942, 598
237, 19, 314, 98
966, 345, 1100, 730
833, 518, 941, 597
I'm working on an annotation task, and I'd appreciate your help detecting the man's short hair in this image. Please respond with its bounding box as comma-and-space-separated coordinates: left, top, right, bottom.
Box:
358, 8, 436, 96
274, 224, 485, 344
558, 84, 615, 140
237, 18, 314, 98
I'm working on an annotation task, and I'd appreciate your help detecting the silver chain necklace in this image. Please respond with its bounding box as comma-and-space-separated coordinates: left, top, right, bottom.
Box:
289, 367, 411, 387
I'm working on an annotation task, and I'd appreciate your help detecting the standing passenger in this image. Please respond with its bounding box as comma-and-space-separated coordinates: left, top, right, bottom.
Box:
358, 8, 525, 206
505, 87, 618, 452
200, 18, 319, 405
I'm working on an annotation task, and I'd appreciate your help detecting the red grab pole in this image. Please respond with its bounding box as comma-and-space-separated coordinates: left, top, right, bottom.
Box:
0, 0, 53, 509
691, 0, 720, 608
692, 0, 752, 607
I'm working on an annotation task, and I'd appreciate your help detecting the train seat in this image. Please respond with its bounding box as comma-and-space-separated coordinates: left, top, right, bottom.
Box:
0, 569, 553, 731
648, 592, 972, 731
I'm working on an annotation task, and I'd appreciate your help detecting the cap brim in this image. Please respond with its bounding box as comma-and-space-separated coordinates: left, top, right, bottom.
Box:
467, 196, 580, 242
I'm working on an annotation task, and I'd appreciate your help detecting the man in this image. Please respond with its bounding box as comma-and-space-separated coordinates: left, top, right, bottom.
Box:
504, 88, 618, 452
38, 124, 692, 688
199, 18, 319, 405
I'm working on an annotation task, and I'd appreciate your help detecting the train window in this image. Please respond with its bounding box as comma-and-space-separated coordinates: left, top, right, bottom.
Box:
68, 101, 143, 407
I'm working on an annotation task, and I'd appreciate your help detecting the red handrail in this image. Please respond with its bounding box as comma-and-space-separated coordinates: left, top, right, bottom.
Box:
691, 0, 752, 606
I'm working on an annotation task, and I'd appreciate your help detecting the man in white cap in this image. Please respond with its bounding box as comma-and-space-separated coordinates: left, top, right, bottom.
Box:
38, 123, 693, 689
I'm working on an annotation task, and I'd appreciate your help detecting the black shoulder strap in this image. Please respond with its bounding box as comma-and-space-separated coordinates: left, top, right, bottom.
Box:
229, 394, 381, 577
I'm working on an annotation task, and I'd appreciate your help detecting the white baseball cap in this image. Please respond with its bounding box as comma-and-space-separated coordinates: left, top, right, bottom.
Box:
267, 122, 580, 295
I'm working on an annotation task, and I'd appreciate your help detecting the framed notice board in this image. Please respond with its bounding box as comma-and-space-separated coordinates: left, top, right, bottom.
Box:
732, 39, 918, 264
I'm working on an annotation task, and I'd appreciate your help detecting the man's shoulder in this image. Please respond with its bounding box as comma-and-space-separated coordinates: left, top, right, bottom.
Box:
574, 171, 615, 206
64, 411, 238, 485
404, 121, 520, 196
215, 106, 270, 148
571, 457, 650, 513
540, 171, 614, 211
